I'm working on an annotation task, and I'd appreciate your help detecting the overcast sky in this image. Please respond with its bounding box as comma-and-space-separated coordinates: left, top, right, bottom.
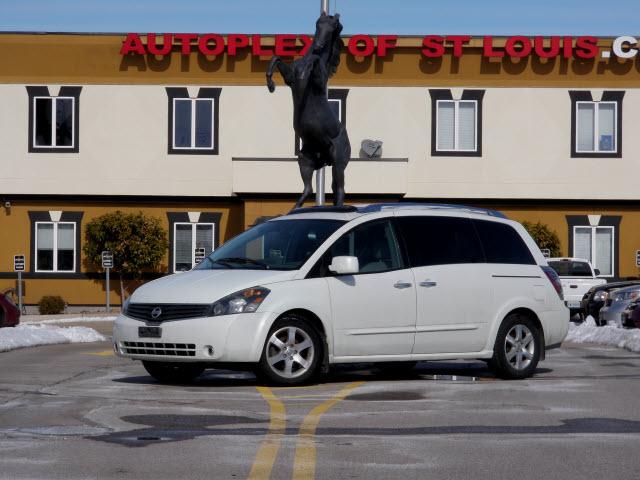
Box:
0, 0, 634, 35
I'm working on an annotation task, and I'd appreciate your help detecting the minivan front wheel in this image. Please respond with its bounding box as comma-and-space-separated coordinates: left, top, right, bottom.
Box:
257, 316, 322, 385
490, 314, 541, 379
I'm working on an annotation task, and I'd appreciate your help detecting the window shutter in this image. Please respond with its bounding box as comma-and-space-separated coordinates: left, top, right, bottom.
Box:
598, 103, 615, 152
458, 102, 476, 150
437, 101, 455, 150
574, 227, 592, 262
577, 103, 595, 151
595, 228, 613, 276
57, 224, 74, 249
196, 224, 214, 253
37, 223, 54, 249
175, 224, 193, 269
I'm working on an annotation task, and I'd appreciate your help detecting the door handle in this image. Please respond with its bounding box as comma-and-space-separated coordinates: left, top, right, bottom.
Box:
419, 280, 437, 288
394, 281, 412, 289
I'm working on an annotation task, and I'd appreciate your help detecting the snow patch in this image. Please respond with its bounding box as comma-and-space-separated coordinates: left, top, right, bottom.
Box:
0, 325, 106, 352
22, 316, 117, 325
566, 316, 640, 353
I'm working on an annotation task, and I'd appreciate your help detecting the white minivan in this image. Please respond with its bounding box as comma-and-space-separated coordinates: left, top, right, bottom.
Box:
113, 204, 569, 385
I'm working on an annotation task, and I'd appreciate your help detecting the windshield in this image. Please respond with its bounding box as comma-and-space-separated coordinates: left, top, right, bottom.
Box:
195, 219, 345, 271
548, 260, 592, 277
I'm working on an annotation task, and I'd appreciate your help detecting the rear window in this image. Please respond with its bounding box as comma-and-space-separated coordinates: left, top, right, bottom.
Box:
548, 260, 592, 277
396, 216, 483, 267
473, 220, 536, 265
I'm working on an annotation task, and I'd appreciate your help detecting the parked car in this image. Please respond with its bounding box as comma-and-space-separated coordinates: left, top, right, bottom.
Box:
598, 285, 640, 327
581, 281, 640, 322
621, 301, 640, 329
547, 258, 606, 317
0, 291, 20, 328
113, 203, 569, 385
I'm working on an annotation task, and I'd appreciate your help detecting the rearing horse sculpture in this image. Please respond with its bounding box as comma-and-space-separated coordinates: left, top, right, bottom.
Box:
266, 13, 350, 208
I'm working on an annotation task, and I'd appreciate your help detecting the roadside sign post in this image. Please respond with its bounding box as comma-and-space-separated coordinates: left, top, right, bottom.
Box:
636, 250, 640, 267
101, 251, 114, 313
541, 249, 551, 258
13, 255, 25, 314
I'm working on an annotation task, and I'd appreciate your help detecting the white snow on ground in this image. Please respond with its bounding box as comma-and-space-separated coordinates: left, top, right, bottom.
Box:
566, 316, 640, 353
22, 316, 117, 325
0, 325, 106, 352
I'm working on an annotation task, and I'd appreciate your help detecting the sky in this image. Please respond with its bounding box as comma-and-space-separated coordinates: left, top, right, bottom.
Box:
0, 0, 634, 35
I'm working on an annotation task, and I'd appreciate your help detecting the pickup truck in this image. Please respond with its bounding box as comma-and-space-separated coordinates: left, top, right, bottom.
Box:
547, 257, 607, 316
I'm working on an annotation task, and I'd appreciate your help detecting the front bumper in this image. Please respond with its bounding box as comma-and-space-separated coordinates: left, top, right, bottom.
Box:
113, 311, 276, 363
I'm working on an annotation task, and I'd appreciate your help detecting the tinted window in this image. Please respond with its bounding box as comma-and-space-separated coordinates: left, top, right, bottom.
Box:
396, 216, 483, 267
473, 220, 535, 265
548, 260, 592, 277
310, 219, 403, 276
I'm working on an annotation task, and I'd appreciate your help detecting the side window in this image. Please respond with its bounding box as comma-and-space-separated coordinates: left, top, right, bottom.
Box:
312, 220, 403, 276
473, 220, 535, 265
396, 216, 483, 267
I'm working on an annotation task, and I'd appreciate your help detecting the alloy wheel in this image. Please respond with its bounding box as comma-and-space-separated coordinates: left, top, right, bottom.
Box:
504, 324, 535, 371
265, 326, 315, 379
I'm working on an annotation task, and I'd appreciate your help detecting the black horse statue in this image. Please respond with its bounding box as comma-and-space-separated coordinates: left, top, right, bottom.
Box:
266, 13, 350, 208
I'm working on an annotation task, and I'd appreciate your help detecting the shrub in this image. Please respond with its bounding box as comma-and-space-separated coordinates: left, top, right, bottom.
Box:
522, 221, 562, 257
38, 295, 66, 315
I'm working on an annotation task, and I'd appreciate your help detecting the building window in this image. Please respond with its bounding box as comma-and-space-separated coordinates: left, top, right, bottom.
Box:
436, 100, 477, 152
26, 86, 82, 153
429, 89, 484, 157
167, 212, 222, 273
569, 91, 624, 158
173, 98, 214, 150
573, 226, 614, 277
296, 89, 348, 155
166, 87, 221, 155
35, 222, 76, 272
576, 102, 617, 153
174, 222, 215, 272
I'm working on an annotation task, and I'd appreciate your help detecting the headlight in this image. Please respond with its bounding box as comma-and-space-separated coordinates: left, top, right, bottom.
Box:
593, 291, 608, 302
209, 287, 270, 316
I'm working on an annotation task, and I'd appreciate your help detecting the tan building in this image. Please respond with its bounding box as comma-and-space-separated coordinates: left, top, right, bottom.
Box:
1, 33, 639, 309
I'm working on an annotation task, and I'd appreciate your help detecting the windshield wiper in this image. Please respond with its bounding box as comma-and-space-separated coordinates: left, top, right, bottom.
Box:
214, 257, 270, 269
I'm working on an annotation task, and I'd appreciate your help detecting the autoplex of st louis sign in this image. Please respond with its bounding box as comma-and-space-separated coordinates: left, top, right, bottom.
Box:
120, 33, 640, 60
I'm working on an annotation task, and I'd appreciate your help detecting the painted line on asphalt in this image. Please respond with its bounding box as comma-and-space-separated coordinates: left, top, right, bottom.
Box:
247, 386, 286, 480
292, 381, 364, 480
85, 350, 114, 356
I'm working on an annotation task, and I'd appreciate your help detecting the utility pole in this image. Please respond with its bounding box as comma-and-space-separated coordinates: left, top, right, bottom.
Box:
316, 0, 330, 206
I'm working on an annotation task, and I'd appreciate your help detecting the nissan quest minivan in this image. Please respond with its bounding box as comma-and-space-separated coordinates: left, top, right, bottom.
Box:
113, 204, 569, 385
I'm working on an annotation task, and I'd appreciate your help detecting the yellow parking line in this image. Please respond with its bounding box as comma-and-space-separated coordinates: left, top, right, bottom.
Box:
292, 381, 363, 480
86, 350, 114, 356
247, 386, 286, 480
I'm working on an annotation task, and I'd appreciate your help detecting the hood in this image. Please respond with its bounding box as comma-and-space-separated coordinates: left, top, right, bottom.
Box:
130, 269, 296, 304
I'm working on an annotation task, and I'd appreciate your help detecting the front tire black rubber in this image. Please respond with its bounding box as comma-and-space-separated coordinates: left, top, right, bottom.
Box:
490, 313, 542, 380
142, 361, 205, 384
257, 315, 323, 386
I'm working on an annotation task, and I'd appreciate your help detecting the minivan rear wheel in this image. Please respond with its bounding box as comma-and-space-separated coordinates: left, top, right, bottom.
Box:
490, 314, 541, 380
142, 361, 205, 384
257, 315, 322, 385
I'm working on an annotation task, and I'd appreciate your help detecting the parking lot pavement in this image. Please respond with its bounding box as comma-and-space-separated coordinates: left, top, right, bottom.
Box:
1, 339, 640, 480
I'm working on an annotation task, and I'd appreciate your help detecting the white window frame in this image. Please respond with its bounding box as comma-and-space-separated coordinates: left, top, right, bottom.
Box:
34, 221, 77, 273
299, 98, 342, 151
173, 222, 215, 272
172, 98, 215, 150
575, 101, 618, 154
435, 99, 478, 152
32, 96, 76, 149
573, 225, 615, 278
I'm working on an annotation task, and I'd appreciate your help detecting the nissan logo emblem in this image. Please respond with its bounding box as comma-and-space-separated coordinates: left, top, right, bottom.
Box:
151, 307, 162, 319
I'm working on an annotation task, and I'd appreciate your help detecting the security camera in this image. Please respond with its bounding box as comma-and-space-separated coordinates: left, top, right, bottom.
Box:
3, 201, 10, 209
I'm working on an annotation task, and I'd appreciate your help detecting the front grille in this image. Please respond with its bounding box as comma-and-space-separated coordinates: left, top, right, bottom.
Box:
123, 341, 196, 356
125, 303, 210, 322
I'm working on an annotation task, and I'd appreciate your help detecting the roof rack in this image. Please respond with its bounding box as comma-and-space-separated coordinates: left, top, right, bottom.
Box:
288, 205, 359, 215
356, 203, 507, 218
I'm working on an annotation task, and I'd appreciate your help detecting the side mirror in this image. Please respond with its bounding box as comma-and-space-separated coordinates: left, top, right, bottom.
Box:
594, 269, 601, 276
328, 256, 359, 275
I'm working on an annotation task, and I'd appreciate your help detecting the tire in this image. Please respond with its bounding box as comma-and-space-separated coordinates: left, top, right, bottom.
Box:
490, 313, 542, 380
257, 315, 322, 386
142, 361, 205, 384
